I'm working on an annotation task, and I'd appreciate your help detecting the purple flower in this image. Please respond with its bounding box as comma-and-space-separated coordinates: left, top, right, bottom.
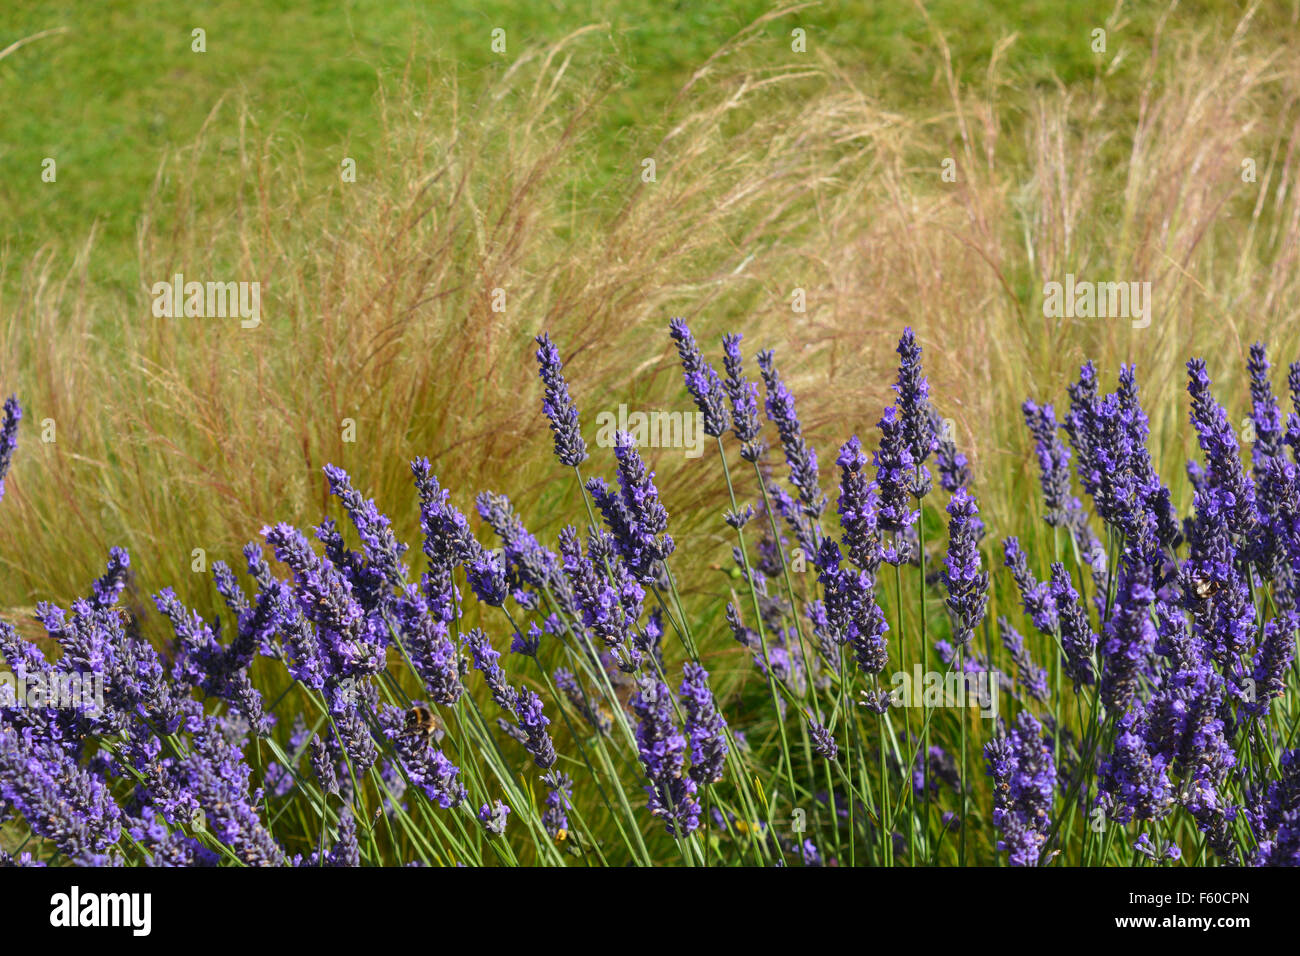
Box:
393, 593, 463, 705
90, 546, 130, 611
1022, 400, 1072, 525
478, 800, 510, 836
1247, 610, 1296, 719
542, 771, 572, 840
466, 547, 508, 607
324, 809, 360, 867
310, 733, 340, 796
630, 675, 700, 836
463, 628, 516, 712
0, 395, 20, 502
323, 464, 409, 593
669, 318, 728, 438
1248, 342, 1286, 468
984, 711, 1054, 867
557, 526, 644, 672
873, 406, 916, 538
679, 663, 728, 785
535, 332, 588, 467
722, 333, 764, 461
1099, 553, 1158, 713
262, 523, 386, 678
514, 688, 557, 770
814, 538, 889, 674
943, 489, 988, 646
0, 723, 123, 862
174, 716, 287, 865
835, 436, 881, 575
999, 617, 1049, 703
475, 491, 561, 597
588, 434, 675, 581
379, 704, 466, 809
892, 327, 935, 496
1003, 538, 1056, 635
1187, 357, 1257, 539
807, 716, 838, 760
757, 349, 825, 519
1050, 564, 1096, 689
931, 406, 973, 495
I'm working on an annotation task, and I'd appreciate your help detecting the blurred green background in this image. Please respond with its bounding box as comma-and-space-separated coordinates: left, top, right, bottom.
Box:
6, 0, 1296, 289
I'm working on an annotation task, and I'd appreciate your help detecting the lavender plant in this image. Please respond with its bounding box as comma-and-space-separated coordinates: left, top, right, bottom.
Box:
2, 329, 1300, 867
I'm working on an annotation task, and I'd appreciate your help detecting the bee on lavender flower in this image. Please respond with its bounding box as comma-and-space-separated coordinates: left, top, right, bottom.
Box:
400, 704, 445, 745
1188, 573, 1223, 604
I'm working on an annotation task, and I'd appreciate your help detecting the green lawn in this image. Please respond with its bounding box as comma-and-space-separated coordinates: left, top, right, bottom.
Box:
6, 0, 1289, 290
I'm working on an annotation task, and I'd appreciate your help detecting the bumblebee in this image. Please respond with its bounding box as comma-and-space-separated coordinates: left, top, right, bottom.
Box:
401, 704, 444, 743
1190, 574, 1223, 603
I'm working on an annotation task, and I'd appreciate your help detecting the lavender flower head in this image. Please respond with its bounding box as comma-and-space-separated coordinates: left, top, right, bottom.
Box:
478, 800, 510, 837
0, 395, 19, 502
668, 318, 728, 438
535, 332, 588, 467
678, 663, 729, 786
835, 436, 881, 576
630, 675, 700, 836
984, 711, 1054, 867
873, 406, 916, 538
892, 327, 935, 497
942, 489, 988, 646
757, 349, 825, 519
722, 333, 764, 461
1022, 399, 1072, 525
1187, 357, 1256, 539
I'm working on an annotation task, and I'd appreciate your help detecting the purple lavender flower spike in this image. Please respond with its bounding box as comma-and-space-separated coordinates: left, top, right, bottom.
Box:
323, 463, 409, 590
679, 663, 729, 786
0, 395, 20, 503
722, 333, 764, 462
1049, 564, 1096, 689
998, 617, 1049, 703
0, 723, 123, 862
873, 406, 916, 539
476, 490, 561, 597
892, 327, 936, 497
1003, 538, 1057, 635
591, 433, 676, 580
984, 711, 1054, 867
1248, 342, 1286, 468
478, 800, 510, 836
807, 716, 838, 760
90, 546, 131, 610
835, 436, 882, 576
930, 406, 972, 494
535, 332, 588, 467
943, 489, 988, 646
325, 809, 360, 867
1247, 610, 1296, 718
542, 771, 572, 840
757, 348, 825, 520
1099, 551, 1157, 713
1187, 357, 1257, 539
1022, 399, 1072, 526
630, 674, 701, 836
513, 688, 557, 770
466, 546, 508, 607
668, 318, 728, 438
